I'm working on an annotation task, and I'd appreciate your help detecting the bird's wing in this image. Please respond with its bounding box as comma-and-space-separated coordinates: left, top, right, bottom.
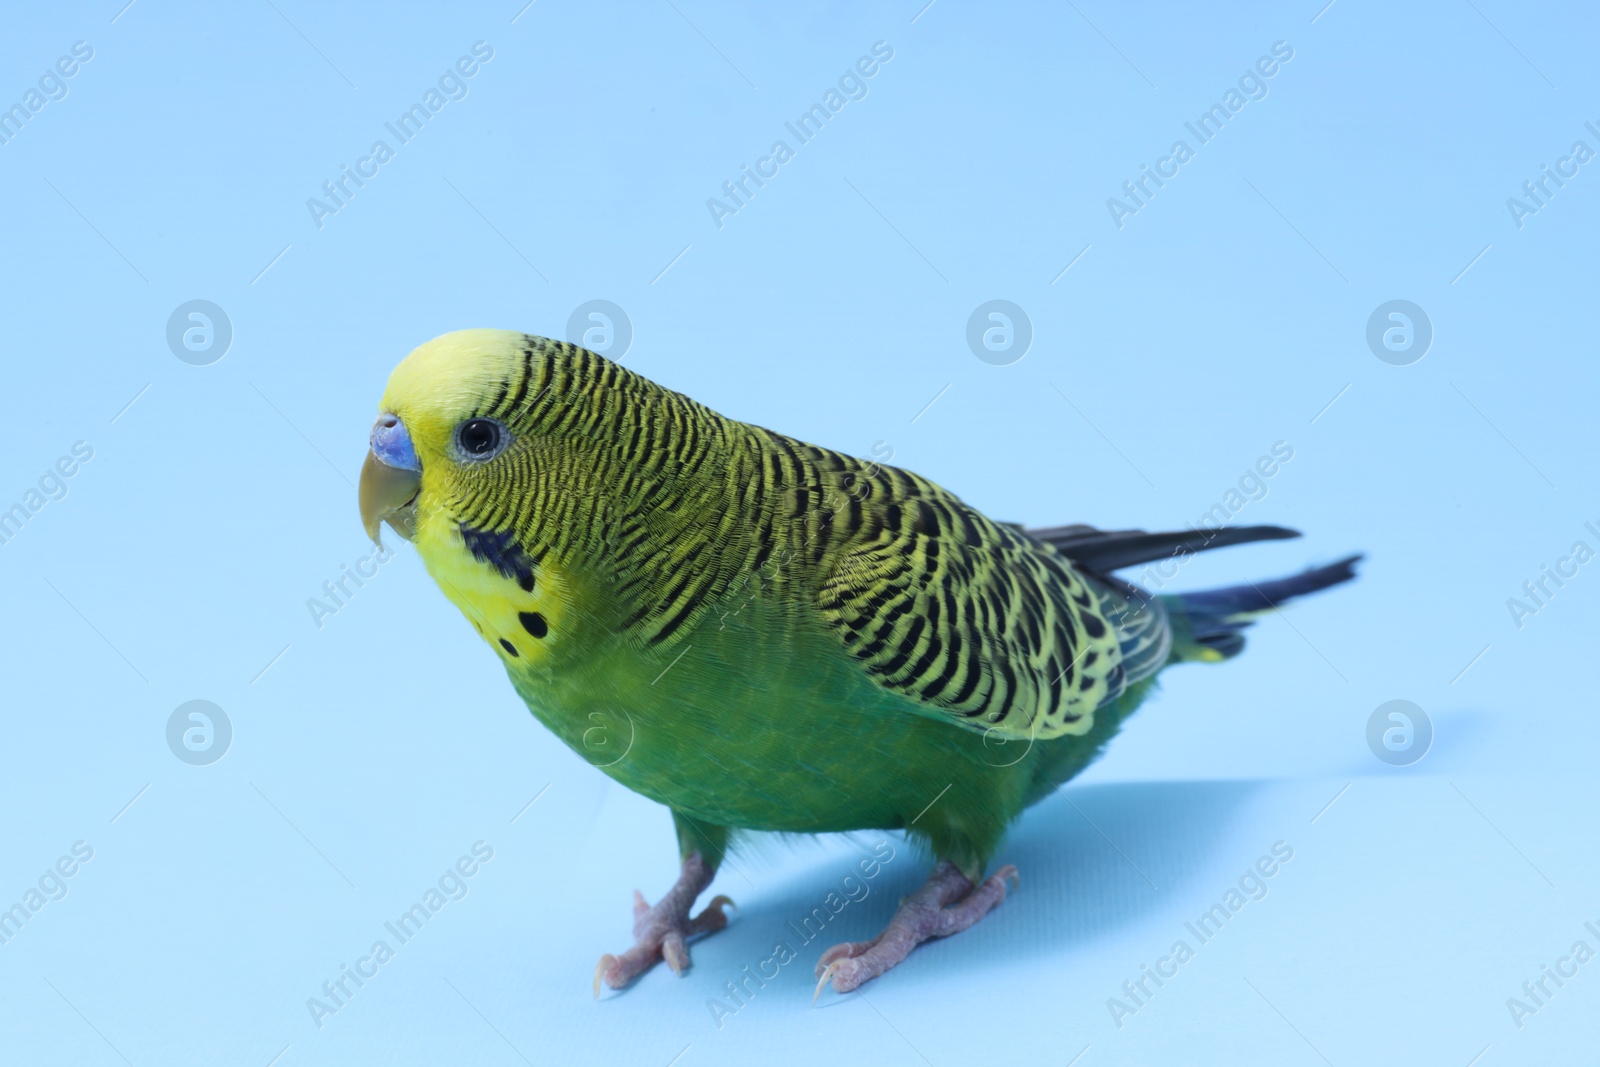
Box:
809, 459, 1129, 741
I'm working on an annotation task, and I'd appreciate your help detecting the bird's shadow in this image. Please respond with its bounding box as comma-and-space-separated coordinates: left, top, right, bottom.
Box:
684, 779, 1263, 999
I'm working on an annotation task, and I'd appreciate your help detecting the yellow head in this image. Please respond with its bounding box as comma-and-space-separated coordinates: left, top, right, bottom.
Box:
361, 328, 655, 665
359, 328, 533, 544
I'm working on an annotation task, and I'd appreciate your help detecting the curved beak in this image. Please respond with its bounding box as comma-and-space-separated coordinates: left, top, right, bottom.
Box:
360, 414, 422, 544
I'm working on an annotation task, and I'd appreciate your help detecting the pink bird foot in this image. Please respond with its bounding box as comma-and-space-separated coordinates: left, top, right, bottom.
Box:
594, 852, 735, 996
814, 860, 1018, 999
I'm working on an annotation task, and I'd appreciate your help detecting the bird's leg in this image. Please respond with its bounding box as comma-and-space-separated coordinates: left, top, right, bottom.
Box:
593, 851, 735, 995
814, 859, 1018, 997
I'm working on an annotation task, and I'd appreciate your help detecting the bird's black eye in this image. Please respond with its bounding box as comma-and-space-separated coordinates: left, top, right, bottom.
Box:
457, 418, 506, 459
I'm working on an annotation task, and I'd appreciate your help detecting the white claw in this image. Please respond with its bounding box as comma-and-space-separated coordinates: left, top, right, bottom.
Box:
663, 937, 689, 976
813, 961, 845, 1004
593, 953, 618, 999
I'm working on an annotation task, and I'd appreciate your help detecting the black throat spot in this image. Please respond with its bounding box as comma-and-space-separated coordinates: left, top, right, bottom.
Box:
459, 524, 541, 593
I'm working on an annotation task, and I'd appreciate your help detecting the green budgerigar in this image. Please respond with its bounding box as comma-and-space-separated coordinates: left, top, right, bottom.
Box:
359, 330, 1359, 997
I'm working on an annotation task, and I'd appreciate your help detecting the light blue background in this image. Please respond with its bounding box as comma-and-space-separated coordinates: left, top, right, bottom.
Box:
1, 1, 1595, 1064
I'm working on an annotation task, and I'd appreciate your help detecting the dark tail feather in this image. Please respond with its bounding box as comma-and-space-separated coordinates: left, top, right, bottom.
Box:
1163, 554, 1363, 663
1027, 523, 1302, 574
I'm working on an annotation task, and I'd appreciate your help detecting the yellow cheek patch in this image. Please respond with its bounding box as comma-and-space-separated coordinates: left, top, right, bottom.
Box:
414, 514, 563, 667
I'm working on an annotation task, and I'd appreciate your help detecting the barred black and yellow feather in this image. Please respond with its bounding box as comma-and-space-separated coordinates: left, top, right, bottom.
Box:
421, 335, 1133, 740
